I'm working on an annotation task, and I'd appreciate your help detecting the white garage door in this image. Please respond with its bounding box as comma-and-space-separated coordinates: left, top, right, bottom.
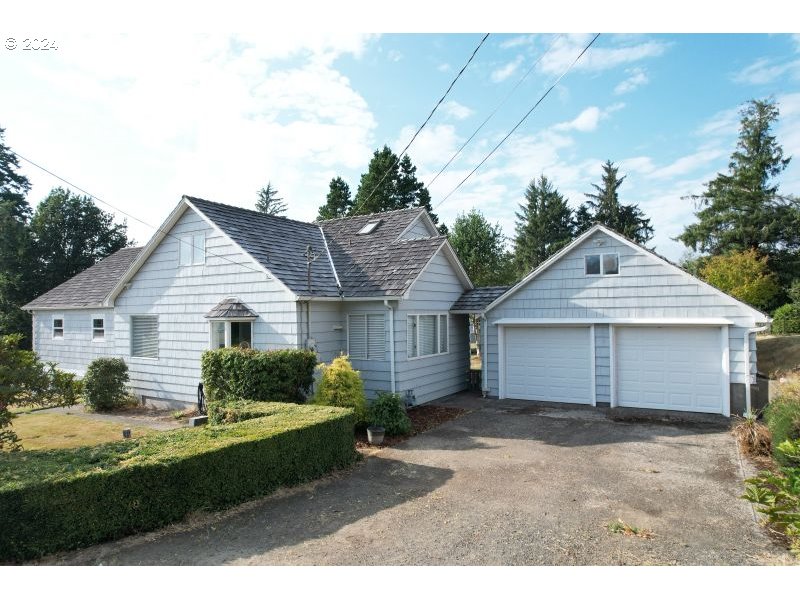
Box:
504, 327, 592, 404
616, 326, 724, 414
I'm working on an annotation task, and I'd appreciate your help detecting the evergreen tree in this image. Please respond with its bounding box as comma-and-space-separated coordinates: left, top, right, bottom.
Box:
317, 177, 352, 220
0, 127, 35, 345
677, 98, 798, 258
577, 160, 653, 244
30, 187, 130, 296
255, 182, 287, 216
513, 175, 574, 276
449, 209, 515, 287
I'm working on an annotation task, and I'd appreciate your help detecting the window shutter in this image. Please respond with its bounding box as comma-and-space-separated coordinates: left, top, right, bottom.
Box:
366, 313, 385, 360
131, 316, 158, 358
419, 315, 438, 356
439, 315, 448, 353
348, 314, 367, 359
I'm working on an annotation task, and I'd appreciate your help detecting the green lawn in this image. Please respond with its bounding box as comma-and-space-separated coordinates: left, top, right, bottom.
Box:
8, 412, 156, 450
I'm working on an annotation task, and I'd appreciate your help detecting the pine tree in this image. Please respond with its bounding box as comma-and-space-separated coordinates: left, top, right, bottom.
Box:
677, 98, 797, 257
513, 175, 574, 276
317, 177, 353, 220
449, 209, 515, 287
255, 182, 287, 216
352, 146, 401, 214
577, 160, 653, 244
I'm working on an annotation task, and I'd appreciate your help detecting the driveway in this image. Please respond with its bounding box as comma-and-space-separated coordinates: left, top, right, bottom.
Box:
38, 395, 790, 565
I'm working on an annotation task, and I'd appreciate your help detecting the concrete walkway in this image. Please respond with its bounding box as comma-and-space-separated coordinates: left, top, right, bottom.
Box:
38, 394, 791, 565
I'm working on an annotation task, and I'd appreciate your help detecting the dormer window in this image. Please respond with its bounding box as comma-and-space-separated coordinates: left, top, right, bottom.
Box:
357, 220, 382, 235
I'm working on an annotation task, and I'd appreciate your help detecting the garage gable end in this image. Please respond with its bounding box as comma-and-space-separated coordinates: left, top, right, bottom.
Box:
485, 225, 768, 325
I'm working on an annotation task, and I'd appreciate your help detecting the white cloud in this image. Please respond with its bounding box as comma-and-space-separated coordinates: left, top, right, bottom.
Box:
387, 49, 403, 62
500, 35, 536, 49
649, 149, 726, 179
695, 107, 740, 137
491, 55, 523, 82
539, 34, 668, 76
614, 67, 649, 95
553, 103, 624, 133
437, 63, 451, 72
441, 100, 474, 120
733, 57, 800, 85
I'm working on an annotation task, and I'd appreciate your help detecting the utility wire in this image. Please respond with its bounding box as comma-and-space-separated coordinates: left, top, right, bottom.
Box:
433, 33, 601, 211
12, 152, 269, 277
426, 33, 563, 189
350, 32, 490, 215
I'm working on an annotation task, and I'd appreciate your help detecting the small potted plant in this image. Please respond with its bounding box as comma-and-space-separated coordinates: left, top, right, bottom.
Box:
366, 425, 385, 445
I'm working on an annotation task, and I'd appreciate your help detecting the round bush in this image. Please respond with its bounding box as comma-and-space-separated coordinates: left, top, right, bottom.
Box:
369, 392, 411, 436
772, 303, 800, 334
83, 358, 130, 411
312, 355, 367, 425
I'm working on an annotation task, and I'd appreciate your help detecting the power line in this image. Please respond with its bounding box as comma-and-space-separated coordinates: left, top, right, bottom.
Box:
433, 33, 601, 211
426, 33, 563, 189
12, 152, 269, 277
351, 32, 490, 215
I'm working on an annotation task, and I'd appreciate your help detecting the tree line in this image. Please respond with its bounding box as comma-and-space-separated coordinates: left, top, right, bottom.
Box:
448, 98, 800, 319
0, 128, 130, 347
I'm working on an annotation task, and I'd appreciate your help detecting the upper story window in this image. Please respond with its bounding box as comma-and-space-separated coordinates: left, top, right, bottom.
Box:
179, 233, 206, 266
348, 313, 385, 360
408, 314, 448, 359
585, 253, 619, 276
52, 317, 64, 339
92, 317, 105, 340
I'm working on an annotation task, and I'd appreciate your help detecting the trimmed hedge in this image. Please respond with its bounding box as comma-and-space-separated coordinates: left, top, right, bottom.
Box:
201, 347, 317, 404
0, 403, 356, 563
772, 303, 800, 334
208, 399, 292, 425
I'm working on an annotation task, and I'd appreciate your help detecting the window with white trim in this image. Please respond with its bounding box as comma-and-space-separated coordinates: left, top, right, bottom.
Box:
347, 313, 385, 360
92, 317, 105, 340
407, 314, 448, 358
52, 317, 64, 339
210, 320, 253, 349
585, 253, 619, 275
179, 233, 206, 266
131, 315, 158, 358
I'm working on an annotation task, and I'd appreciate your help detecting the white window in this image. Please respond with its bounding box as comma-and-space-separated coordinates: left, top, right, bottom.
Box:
178, 233, 205, 266
52, 317, 64, 339
585, 253, 619, 276
407, 314, 449, 359
210, 321, 253, 349
92, 317, 105, 340
131, 315, 158, 359
347, 313, 385, 360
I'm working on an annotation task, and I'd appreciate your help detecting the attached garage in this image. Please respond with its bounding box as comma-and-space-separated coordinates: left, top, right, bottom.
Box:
503, 326, 593, 404
614, 326, 726, 414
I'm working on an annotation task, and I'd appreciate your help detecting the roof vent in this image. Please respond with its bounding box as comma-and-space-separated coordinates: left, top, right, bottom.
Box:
357, 220, 382, 235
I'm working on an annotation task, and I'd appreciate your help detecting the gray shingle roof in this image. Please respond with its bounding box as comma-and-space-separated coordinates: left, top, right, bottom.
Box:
450, 286, 510, 313
22, 247, 143, 309
186, 197, 342, 297
204, 297, 258, 319
319, 208, 446, 297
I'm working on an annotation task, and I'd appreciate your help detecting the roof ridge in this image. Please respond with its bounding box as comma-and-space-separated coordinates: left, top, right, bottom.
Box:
316, 206, 424, 223
184, 195, 322, 230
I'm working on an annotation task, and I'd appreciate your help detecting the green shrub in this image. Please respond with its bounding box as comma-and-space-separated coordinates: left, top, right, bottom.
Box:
208, 399, 290, 425
765, 388, 800, 456
776, 439, 800, 468
0, 402, 356, 562
369, 392, 411, 436
772, 303, 800, 334
743, 467, 800, 556
82, 358, 130, 411
312, 355, 367, 426
201, 347, 317, 405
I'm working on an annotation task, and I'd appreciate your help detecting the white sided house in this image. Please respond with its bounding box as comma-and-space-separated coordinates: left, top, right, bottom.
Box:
24, 197, 473, 409
451, 225, 770, 417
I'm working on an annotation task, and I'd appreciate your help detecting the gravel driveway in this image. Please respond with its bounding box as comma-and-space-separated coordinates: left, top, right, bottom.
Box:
38, 396, 791, 565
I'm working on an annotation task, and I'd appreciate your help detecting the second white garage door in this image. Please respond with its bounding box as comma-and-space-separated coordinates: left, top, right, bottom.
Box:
504, 327, 593, 404
615, 326, 725, 414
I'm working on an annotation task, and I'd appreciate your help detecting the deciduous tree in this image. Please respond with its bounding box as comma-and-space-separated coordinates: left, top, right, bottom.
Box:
699, 249, 780, 311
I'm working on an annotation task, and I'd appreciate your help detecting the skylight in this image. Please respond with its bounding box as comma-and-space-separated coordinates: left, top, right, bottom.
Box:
357, 220, 382, 235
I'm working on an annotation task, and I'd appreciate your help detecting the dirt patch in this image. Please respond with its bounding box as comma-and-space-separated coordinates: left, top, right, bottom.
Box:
356, 405, 470, 449
757, 334, 800, 378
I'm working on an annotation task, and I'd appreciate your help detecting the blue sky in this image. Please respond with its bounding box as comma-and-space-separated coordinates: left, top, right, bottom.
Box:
2, 27, 799, 261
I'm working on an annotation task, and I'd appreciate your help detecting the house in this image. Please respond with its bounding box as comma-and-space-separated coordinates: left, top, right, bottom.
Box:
23, 196, 473, 409
451, 224, 770, 417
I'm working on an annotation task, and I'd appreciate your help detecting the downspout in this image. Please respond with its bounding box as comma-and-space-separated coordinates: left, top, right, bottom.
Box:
384, 299, 396, 394
481, 313, 489, 397
744, 324, 769, 415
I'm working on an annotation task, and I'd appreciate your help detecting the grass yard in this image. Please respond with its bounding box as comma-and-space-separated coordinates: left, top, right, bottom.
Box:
758, 334, 800, 377
9, 412, 156, 450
